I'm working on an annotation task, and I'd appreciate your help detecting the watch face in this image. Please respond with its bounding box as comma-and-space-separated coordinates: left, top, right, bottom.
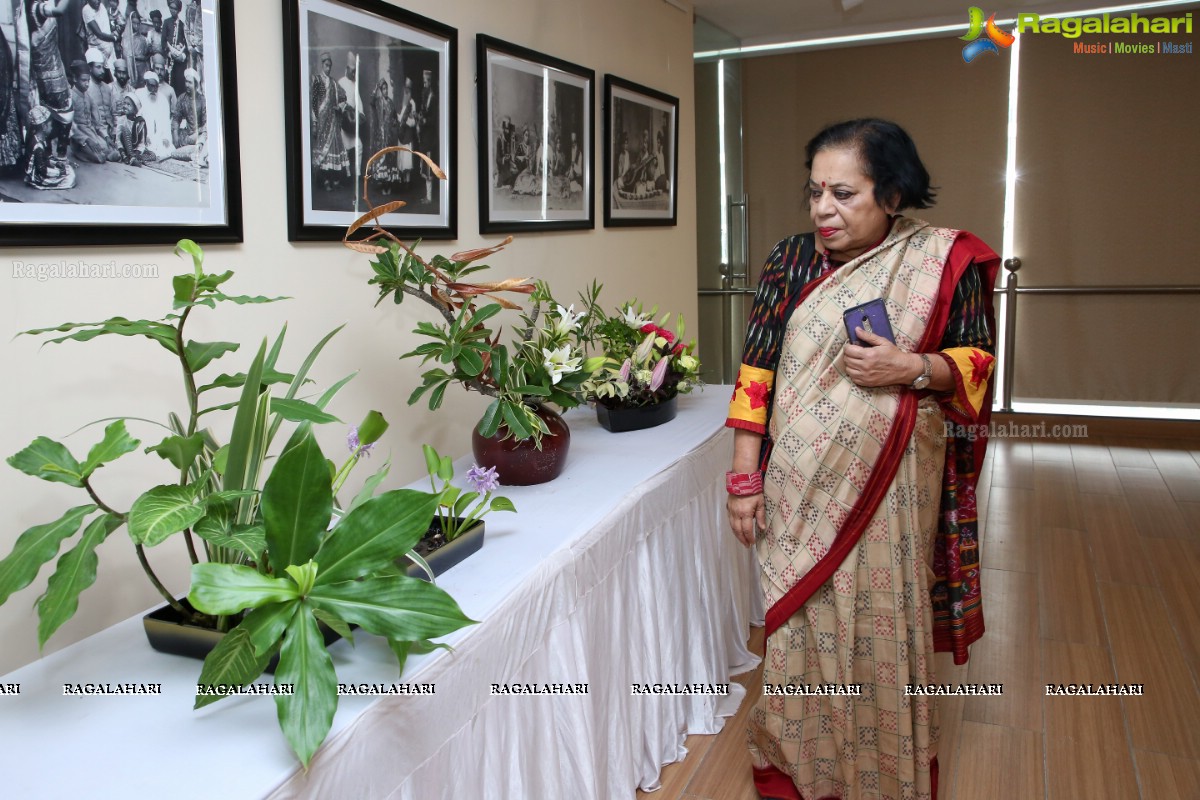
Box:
913, 375, 931, 390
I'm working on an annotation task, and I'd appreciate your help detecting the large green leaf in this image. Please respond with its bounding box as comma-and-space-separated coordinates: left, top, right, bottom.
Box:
145, 433, 206, 472
188, 563, 300, 615
173, 273, 198, 308
0, 505, 97, 606
193, 626, 272, 710
80, 420, 140, 476
345, 458, 391, 516
184, 340, 240, 372
280, 372, 356, 454
194, 513, 266, 563
36, 513, 122, 648
387, 637, 451, 676
210, 292, 288, 306
221, 341, 268, 496
274, 605, 338, 767
263, 433, 331, 574
312, 489, 439, 586
307, 576, 476, 641
196, 367, 297, 394
269, 399, 340, 425
23, 316, 179, 352
128, 484, 203, 547
238, 600, 299, 657
7, 437, 85, 487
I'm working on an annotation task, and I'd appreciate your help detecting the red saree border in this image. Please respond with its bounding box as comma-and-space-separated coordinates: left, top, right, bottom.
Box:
751, 759, 938, 799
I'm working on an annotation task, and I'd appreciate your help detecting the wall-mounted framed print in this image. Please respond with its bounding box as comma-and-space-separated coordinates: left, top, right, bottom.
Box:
603, 75, 678, 227
283, 0, 456, 241
476, 35, 593, 234
0, 0, 242, 247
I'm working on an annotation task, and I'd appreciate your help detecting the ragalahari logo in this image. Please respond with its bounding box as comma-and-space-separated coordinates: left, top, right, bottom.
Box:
961, 7, 1015, 62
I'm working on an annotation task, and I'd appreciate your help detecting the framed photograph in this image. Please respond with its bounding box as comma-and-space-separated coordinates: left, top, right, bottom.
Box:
604, 75, 677, 227
283, 0, 456, 241
476, 35, 593, 234
0, 0, 242, 246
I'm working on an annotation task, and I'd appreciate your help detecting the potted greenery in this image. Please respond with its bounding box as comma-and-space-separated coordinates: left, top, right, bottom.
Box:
579, 299, 703, 432
0, 240, 477, 765
401, 446, 515, 579
343, 148, 604, 484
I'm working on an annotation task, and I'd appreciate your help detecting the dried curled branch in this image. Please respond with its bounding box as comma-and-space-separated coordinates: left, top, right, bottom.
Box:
342, 146, 540, 329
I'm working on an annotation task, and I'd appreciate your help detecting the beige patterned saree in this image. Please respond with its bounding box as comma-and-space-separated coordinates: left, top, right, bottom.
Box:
749, 219, 960, 800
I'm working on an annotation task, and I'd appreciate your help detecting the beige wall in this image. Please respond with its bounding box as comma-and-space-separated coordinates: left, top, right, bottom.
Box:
1013, 19, 1199, 404
0, 0, 697, 674
742, 38, 1008, 280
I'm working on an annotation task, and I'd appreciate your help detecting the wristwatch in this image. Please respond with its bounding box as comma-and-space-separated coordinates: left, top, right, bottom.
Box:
911, 353, 933, 390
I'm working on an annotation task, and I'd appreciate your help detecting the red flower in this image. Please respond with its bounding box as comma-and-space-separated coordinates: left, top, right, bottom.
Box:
745, 380, 770, 410
657, 327, 675, 344
640, 323, 657, 334
968, 350, 995, 387
672, 342, 684, 355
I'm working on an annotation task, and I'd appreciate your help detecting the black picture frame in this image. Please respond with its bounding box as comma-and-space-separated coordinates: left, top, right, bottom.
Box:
603, 75, 678, 227
283, 0, 457, 241
476, 35, 594, 234
0, 0, 242, 247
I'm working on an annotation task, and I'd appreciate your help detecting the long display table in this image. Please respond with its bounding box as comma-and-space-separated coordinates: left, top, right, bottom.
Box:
0, 389, 762, 799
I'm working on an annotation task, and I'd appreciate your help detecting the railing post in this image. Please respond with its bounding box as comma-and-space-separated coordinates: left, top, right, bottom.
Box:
1000, 257, 1021, 413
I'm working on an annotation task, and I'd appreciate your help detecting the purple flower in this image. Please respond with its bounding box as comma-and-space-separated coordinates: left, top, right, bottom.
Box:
649, 356, 670, 392
618, 358, 632, 382
465, 464, 500, 494
346, 426, 375, 459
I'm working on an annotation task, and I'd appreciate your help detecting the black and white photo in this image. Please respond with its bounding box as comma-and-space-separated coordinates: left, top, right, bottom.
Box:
0, 0, 241, 245
604, 74, 677, 227
283, 0, 456, 241
477, 35, 593, 234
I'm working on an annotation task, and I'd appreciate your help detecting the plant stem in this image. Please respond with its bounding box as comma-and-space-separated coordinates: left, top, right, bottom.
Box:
400, 284, 456, 325
135, 543, 193, 620
183, 530, 199, 564
174, 306, 200, 437
82, 479, 124, 520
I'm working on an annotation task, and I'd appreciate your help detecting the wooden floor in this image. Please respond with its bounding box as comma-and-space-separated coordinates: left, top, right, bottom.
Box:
639, 427, 1200, 800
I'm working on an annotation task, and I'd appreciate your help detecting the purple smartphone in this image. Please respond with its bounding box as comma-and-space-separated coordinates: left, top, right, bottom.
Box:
843, 298, 895, 345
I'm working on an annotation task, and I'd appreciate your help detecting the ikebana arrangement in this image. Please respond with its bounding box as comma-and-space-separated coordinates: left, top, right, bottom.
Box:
343, 148, 604, 483
0, 241, 479, 766
580, 299, 702, 432
343, 147, 702, 476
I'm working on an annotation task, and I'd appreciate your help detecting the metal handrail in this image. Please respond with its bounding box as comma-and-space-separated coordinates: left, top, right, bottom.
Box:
995, 285, 1200, 295
698, 288, 757, 296
994, 264, 1199, 412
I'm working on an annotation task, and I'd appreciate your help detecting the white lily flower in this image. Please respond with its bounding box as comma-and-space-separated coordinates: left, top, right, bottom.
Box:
542, 344, 581, 384
551, 303, 586, 337
621, 304, 653, 329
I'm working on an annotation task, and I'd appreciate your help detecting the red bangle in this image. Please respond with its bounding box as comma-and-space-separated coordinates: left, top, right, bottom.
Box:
726, 471, 763, 496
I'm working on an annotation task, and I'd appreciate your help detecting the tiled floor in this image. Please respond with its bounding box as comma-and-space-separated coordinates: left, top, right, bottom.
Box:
638, 428, 1200, 800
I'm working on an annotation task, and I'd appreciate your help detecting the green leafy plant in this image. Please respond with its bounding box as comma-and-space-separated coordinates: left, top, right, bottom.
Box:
421, 445, 515, 542
189, 429, 475, 766
343, 151, 604, 444
0, 239, 476, 765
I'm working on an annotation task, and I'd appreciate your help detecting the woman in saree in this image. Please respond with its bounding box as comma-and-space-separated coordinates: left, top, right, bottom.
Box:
310, 50, 348, 191
726, 119, 999, 800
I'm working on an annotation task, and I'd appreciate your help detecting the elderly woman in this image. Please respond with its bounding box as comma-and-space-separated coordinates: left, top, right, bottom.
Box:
726, 118, 999, 800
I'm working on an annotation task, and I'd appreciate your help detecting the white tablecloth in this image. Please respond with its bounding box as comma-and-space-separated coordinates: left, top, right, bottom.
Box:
0, 388, 763, 799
